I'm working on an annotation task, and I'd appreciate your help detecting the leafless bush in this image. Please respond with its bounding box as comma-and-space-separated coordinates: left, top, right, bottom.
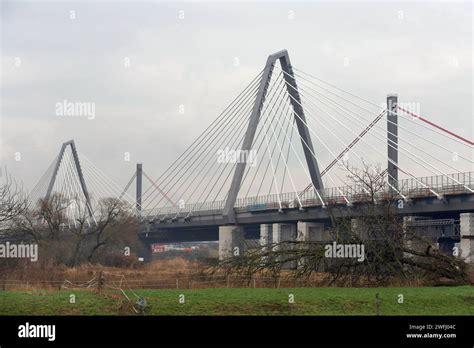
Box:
212, 163, 468, 286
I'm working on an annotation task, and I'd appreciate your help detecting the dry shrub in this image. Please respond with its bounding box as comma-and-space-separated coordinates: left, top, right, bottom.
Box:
0, 257, 206, 290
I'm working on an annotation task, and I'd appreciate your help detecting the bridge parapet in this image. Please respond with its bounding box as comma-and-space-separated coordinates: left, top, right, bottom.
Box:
143, 171, 474, 221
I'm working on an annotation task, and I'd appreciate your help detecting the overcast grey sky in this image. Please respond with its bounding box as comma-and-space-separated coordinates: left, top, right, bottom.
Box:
1, 0, 472, 197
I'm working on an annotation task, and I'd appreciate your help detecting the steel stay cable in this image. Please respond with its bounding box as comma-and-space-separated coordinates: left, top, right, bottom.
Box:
148, 82, 261, 213
263, 75, 296, 196
262, 105, 283, 209
145, 79, 262, 211
247, 91, 293, 199
30, 155, 61, 204
297, 93, 440, 198
173, 89, 260, 213
142, 171, 176, 206
396, 106, 474, 146
280, 71, 455, 196
186, 109, 254, 213
79, 153, 138, 207
292, 72, 474, 169
271, 95, 349, 204
195, 72, 290, 211
63, 152, 82, 223
142, 71, 264, 203
265, 74, 352, 202
264, 96, 304, 207
291, 77, 474, 193
120, 172, 137, 200
241, 75, 293, 198
249, 75, 289, 197
28, 155, 58, 203
141, 71, 264, 205
279, 78, 419, 199
293, 68, 473, 151
279, 109, 296, 196
254, 76, 291, 197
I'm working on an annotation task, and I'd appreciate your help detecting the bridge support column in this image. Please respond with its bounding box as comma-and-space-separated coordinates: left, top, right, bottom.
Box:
260, 224, 273, 246
351, 218, 369, 240
219, 225, 244, 260
402, 216, 430, 258
460, 213, 474, 263
296, 222, 327, 269
259, 224, 273, 262
136, 163, 143, 213
297, 221, 327, 242
387, 94, 398, 191
352, 218, 396, 241
272, 223, 297, 269
139, 240, 153, 262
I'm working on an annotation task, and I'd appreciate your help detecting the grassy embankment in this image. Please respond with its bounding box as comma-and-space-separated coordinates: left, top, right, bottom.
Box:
0, 286, 473, 315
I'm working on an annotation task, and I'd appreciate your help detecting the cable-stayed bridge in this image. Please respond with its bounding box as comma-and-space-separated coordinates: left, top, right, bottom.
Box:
30, 50, 474, 260
28, 139, 138, 227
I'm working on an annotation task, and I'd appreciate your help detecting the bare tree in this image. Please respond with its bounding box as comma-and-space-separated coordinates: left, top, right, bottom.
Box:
87, 197, 138, 263
0, 172, 27, 226
0, 172, 30, 275
213, 163, 467, 286
7, 192, 140, 267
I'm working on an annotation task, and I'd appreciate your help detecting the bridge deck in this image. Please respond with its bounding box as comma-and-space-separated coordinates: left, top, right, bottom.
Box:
141, 171, 474, 230
143, 171, 473, 220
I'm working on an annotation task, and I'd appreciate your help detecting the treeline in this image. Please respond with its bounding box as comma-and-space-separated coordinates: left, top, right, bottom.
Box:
0, 174, 143, 278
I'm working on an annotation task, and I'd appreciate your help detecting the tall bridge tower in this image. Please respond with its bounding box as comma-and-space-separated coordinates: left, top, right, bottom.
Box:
223, 50, 324, 224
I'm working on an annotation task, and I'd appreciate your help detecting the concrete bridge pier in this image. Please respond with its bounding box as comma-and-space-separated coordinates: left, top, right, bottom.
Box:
260, 224, 273, 247
296, 221, 327, 242
141, 241, 153, 262
259, 224, 273, 263
273, 223, 297, 244
272, 223, 297, 269
219, 225, 244, 260
401, 216, 423, 262
351, 218, 369, 240
460, 213, 474, 263
403, 216, 458, 257
297, 221, 327, 269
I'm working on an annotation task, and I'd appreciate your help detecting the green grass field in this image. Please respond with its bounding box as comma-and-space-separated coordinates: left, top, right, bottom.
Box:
0, 286, 473, 315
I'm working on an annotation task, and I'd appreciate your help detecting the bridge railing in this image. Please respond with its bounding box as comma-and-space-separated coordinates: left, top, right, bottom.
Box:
401, 171, 473, 191
142, 200, 225, 219
143, 171, 473, 218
